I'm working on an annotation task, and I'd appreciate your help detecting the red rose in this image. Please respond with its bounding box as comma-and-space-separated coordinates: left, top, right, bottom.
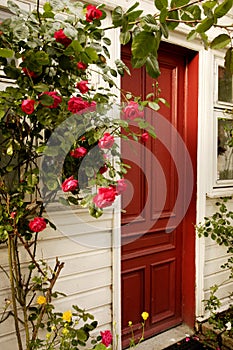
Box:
29, 217, 47, 232
68, 96, 89, 114
115, 178, 127, 195
93, 187, 116, 208
21, 99, 35, 114
22, 67, 37, 78
76, 80, 89, 94
100, 330, 113, 347
123, 101, 144, 120
141, 131, 149, 142
77, 61, 88, 70
70, 146, 87, 158
99, 163, 108, 174
61, 176, 78, 192
54, 29, 72, 47
86, 4, 103, 22
41, 91, 62, 109
98, 133, 114, 149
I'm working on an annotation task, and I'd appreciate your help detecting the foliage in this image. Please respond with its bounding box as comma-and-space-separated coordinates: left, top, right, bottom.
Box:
197, 198, 233, 335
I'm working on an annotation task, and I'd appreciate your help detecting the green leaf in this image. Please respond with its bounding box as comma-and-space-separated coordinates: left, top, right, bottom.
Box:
210, 34, 231, 49
65, 40, 83, 56
196, 17, 214, 33
6, 143, 13, 156
186, 29, 197, 41
84, 47, 98, 62
160, 8, 168, 23
127, 10, 143, 22
43, 2, 52, 11
131, 56, 147, 68
225, 48, 233, 74
94, 344, 108, 350
171, 0, 190, 7
103, 37, 111, 45
59, 197, 70, 206
112, 6, 123, 27
0, 49, 14, 58
34, 84, 50, 93
126, 2, 140, 13
141, 15, 159, 32
146, 55, 160, 78
40, 94, 54, 106
35, 51, 49, 65
132, 31, 157, 58
154, 0, 168, 10
7, 0, 20, 14
120, 31, 131, 45
214, 0, 233, 18
160, 22, 169, 38
166, 10, 179, 30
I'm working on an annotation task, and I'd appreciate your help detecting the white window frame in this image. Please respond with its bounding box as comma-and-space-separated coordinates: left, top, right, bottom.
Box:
207, 55, 233, 197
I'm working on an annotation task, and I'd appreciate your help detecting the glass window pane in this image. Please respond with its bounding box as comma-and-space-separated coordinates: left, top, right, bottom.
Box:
217, 118, 233, 180
218, 66, 233, 104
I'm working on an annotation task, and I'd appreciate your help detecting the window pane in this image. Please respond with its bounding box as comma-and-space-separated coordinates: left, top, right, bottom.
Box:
217, 118, 233, 180
218, 66, 233, 104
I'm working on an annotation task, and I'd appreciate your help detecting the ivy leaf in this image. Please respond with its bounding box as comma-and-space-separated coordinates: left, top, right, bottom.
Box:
196, 17, 214, 33
214, 0, 233, 18
225, 48, 233, 74
145, 55, 160, 78
132, 31, 157, 58
0, 48, 14, 58
210, 34, 231, 50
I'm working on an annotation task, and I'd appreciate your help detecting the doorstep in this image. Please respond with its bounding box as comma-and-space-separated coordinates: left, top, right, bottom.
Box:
126, 324, 194, 350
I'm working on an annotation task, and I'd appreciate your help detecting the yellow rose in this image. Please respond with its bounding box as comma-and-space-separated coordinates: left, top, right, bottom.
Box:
62, 310, 72, 322
37, 295, 46, 305
141, 311, 149, 321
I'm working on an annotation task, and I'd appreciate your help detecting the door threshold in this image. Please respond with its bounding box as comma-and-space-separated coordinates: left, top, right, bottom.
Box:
126, 324, 194, 350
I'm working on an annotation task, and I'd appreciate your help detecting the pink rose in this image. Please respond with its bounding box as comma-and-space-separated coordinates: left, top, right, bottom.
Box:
70, 147, 87, 158
22, 67, 37, 78
29, 217, 47, 232
100, 330, 113, 347
93, 187, 116, 208
123, 101, 144, 120
86, 5, 103, 22
21, 99, 35, 114
68, 97, 89, 113
54, 29, 72, 47
61, 176, 78, 192
76, 80, 89, 94
141, 132, 149, 142
98, 133, 114, 149
41, 91, 62, 109
77, 62, 88, 70
116, 178, 127, 195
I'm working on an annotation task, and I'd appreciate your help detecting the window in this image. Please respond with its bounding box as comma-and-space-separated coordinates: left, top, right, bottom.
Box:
211, 57, 233, 194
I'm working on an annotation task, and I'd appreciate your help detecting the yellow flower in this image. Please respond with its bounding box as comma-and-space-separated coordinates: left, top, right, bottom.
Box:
37, 295, 46, 305
46, 333, 51, 339
141, 311, 149, 321
62, 310, 72, 322
128, 321, 133, 326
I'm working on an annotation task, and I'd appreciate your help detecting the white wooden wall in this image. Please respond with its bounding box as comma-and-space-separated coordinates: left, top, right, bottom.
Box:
0, 209, 114, 349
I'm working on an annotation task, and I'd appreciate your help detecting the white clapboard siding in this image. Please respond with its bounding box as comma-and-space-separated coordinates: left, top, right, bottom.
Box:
202, 198, 233, 316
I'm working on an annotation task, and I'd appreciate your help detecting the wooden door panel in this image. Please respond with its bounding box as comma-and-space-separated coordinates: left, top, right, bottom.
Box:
121, 43, 198, 348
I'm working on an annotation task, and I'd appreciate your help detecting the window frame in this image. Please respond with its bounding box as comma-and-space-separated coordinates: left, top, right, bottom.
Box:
208, 55, 233, 197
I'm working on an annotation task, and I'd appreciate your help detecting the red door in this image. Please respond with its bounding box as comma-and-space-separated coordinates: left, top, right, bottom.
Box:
121, 43, 198, 347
